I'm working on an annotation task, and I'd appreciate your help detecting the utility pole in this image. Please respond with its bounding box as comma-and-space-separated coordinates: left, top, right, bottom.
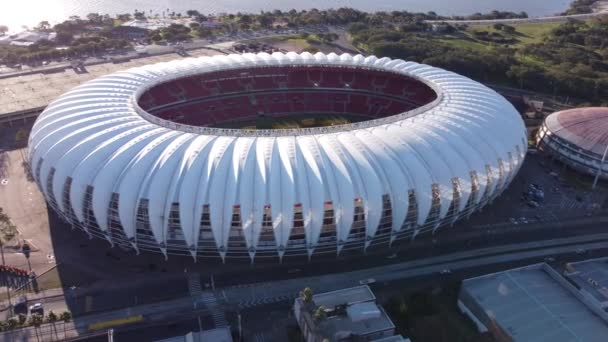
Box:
107, 328, 114, 342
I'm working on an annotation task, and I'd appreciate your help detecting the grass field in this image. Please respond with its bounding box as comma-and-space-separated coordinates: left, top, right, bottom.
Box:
215, 113, 366, 130
466, 22, 561, 46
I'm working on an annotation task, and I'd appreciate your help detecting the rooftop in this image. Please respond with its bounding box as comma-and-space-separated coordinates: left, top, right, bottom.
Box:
312, 303, 395, 341
462, 263, 608, 342
565, 257, 608, 307
155, 327, 232, 342
299, 285, 396, 342
312, 285, 376, 308
545, 107, 608, 156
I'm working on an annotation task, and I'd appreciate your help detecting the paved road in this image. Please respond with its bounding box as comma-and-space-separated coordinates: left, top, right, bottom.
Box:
426, 9, 608, 26
3, 232, 608, 341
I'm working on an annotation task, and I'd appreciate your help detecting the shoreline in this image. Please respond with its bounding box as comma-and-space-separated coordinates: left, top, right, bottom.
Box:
1, 1, 606, 36
0, 2, 578, 35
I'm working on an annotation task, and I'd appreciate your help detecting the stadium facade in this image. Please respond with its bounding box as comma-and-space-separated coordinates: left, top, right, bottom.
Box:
28, 52, 527, 261
536, 107, 608, 182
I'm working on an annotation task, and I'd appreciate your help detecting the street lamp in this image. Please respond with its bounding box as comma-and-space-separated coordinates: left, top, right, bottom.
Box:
22, 241, 31, 272
592, 143, 608, 190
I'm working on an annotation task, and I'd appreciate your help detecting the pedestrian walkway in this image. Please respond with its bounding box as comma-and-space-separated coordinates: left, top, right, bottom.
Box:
200, 291, 228, 328
187, 272, 202, 297
187, 272, 227, 328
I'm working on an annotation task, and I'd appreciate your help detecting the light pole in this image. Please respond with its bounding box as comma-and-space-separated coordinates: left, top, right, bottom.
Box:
592, 143, 608, 190
22, 242, 31, 272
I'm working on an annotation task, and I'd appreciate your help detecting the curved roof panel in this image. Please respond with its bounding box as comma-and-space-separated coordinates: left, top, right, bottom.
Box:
29, 52, 526, 260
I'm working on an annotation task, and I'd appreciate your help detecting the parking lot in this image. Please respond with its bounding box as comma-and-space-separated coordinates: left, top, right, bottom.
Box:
465, 151, 607, 230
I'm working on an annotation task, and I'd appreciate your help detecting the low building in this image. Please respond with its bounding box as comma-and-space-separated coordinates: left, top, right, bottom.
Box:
0, 31, 56, 46
563, 257, 608, 313
459, 263, 608, 342
155, 327, 232, 342
536, 107, 608, 182
111, 26, 149, 40
293, 285, 409, 342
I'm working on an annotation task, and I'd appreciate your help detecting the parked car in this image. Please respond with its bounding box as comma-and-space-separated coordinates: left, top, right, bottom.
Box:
29, 303, 43, 315
527, 200, 540, 208
439, 269, 452, 275
14, 297, 27, 314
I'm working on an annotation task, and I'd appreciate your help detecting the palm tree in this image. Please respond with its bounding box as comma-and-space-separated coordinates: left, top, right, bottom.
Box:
7, 317, 18, 330
17, 313, 27, 326
47, 310, 59, 340
313, 305, 327, 322
28, 313, 43, 342
60, 311, 72, 338
300, 287, 313, 304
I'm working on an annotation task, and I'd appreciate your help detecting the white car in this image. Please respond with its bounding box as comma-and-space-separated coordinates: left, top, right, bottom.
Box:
439, 269, 452, 275
29, 303, 43, 314
359, 278, 376, 285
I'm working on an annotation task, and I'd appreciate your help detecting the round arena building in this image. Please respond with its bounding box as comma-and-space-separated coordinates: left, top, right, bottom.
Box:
28, 52, 527, 261
536, 107, 608, 181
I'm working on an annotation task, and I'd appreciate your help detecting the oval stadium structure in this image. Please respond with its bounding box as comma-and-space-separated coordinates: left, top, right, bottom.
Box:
536, 107, 608, 180
28, 52, 527, 261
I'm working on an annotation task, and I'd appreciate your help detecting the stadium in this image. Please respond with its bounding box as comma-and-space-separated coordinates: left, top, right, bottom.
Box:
28, 52, 527, 262
536, 107, 608, 182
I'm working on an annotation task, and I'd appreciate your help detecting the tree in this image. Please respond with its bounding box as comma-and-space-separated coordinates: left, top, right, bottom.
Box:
300, 287, 313, 304
7, 318, 18, 330
55, 31, 73, 45
186, 10, 200, 17
17, 313, 27, 326
196, 27, 213, 38
258, 14, 274, 29
60, 311, 72, 337
29, 313, 43, 342
150, 33, 163, 43
36, 21, 51, 32
47, 310, 59, 340
86, 13, 103, 24
116, 13, 132, 22
0, 25, 8, 36
239, 14, 253, 25
313, 305, 326, 321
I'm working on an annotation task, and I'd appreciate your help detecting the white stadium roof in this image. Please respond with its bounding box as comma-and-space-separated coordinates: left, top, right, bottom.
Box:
28, 52, 527, 261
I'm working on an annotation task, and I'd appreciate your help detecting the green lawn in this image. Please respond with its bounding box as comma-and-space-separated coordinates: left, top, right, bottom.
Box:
466, 22, 560, 46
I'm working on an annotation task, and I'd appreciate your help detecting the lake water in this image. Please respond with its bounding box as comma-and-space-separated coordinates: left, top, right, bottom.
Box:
0, 0, 572, 32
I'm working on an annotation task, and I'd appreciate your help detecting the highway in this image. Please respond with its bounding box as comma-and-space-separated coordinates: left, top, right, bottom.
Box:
4, 231, 608, 341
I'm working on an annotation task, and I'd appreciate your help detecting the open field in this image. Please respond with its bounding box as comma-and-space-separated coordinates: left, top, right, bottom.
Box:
466, 22, 561, 46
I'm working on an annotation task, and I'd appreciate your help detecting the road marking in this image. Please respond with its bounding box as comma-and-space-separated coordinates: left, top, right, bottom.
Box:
88, 315, 144, 330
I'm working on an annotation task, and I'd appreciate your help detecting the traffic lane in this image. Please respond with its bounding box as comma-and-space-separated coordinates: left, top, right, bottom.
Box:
211, 223, 608, 288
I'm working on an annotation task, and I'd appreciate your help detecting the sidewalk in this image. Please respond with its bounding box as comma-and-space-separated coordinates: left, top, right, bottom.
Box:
0, 289, 214, 341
